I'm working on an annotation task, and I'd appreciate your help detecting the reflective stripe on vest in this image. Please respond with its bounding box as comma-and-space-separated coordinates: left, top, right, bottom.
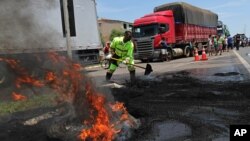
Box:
112, 37, 133, 58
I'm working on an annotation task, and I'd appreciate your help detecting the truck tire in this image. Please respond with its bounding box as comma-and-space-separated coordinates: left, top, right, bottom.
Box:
184, 46, 191, 57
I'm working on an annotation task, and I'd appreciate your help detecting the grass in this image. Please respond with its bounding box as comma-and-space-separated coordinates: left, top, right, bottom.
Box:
0, 94, 57, 116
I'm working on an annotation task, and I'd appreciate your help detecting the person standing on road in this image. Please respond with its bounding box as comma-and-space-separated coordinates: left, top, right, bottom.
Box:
214, 35, 218, 55
208, 35, 213, 56
103, 42, 111, 55
227, 35, 233, 51
224, 36, 228, 52
158, 37, 168, 48
105, 31, 135, 82
217, 35, 224, 55
236, 34, 241, 50
158, 37, 170, 61
190, 39, 197, 55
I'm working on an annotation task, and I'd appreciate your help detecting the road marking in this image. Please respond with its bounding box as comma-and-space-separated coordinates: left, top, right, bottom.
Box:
233, 50, 250, 73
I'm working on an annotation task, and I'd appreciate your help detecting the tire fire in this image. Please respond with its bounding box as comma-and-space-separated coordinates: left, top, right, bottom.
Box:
0, 52, 139, 141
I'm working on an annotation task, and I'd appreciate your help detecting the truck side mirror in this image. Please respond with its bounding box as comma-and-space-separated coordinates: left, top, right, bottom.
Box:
159, 27, 166, 34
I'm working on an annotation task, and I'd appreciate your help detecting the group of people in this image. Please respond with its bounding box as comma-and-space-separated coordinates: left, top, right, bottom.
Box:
207, 34, 234, 56
102, 31, 245, 83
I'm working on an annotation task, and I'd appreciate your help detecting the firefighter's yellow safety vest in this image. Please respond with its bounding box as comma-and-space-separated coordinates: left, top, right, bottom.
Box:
110, 37, 134, 59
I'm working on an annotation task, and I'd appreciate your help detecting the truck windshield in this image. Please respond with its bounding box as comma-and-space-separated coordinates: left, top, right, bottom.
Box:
133, 24, 158, 38
217, 28, 224, 35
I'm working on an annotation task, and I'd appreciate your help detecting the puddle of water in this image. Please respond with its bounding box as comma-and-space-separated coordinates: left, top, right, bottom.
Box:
152, 121, 191, 141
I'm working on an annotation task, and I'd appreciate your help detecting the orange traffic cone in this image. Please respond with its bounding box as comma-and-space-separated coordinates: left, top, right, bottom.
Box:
194, 49, 200, 61
201, 47, 208, 61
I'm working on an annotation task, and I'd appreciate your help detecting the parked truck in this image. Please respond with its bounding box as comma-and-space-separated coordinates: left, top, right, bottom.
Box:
217, 20, 230, 37
0, 0, 102, 64
132, 2, 218, 61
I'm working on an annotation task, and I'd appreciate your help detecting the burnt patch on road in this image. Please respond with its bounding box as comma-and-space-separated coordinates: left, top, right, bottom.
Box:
112, 71, 250, 140
214, 72, 240, 76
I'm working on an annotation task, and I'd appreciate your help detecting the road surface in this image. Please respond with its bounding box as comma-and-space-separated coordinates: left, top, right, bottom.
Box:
86, 46, 250, 141
1, 47, 250, 141
86, 47, 250, 84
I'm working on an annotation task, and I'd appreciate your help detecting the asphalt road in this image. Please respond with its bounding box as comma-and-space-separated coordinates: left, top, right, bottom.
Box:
1, 47, 250, 141
42, 46, 250, 141
85, 46, 250, 84
105, 46, 250, 141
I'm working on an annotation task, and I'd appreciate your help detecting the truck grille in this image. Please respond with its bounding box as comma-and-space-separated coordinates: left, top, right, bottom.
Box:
135, 39, 153, 59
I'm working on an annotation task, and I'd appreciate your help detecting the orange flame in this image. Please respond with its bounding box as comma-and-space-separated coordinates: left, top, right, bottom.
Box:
73, 63, 81, 70
12, 92, 27, 101
45, 71, 56, 82
2, 53, 131, 141
15, 76, 44, 88
110, 102, 129, 121
79, 84, 120, 141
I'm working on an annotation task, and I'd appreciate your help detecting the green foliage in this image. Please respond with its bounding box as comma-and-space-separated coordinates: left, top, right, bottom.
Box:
0, 94, 56, 116
224, 25, 230, 37
100, 32, 105, 47
109, 29, 123, 41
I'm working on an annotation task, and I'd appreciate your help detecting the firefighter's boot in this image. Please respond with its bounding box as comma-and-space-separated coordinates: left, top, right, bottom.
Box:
106, 72, 113, 81
130, 70, 136, 84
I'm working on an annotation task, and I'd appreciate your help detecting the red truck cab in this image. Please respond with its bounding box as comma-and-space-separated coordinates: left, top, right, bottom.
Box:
133, 11, 176, 45
132, 2, 218, 62
133, 11, 175, 61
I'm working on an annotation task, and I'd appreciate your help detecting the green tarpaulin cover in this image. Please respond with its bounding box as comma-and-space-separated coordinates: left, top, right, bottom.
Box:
154, 2, 218, 27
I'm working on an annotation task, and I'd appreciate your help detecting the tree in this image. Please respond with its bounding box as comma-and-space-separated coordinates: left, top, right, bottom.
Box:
224, 25, 230, 37
109, 29, 123, 41
100, 32, 105, 47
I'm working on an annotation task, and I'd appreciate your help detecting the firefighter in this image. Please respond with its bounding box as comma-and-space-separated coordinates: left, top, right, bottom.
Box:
105, 31, 135, 82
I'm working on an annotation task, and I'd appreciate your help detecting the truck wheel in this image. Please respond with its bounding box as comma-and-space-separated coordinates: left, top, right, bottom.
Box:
184, 47, 191, 57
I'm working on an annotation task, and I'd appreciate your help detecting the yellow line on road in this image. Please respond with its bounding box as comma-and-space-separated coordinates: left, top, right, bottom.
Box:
233, 50, 250, 73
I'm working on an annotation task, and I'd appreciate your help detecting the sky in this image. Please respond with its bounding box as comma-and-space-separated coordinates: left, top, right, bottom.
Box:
95, 0, 250, 37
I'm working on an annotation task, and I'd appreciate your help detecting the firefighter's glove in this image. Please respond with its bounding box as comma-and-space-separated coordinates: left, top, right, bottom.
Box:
122, 57, 130, 64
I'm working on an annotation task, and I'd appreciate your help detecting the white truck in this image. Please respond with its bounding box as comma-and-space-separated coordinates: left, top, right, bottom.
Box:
0, 0, 102, 64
